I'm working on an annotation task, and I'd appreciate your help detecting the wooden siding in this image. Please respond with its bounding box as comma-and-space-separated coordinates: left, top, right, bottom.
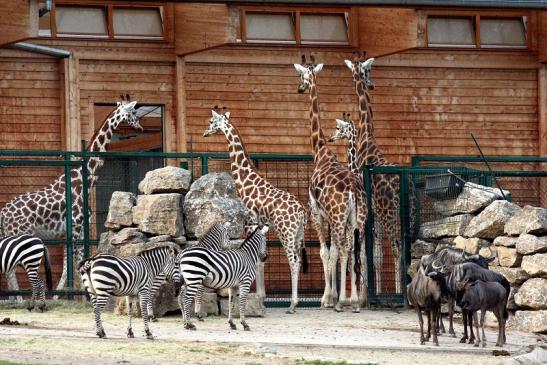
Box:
540, 11, 547, 63
0, 0, 38, 46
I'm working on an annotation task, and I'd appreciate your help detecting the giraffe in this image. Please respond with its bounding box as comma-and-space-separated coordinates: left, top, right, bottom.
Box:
203, 108, 307, 314
0, 96, 142, 293
344, 54, 406, 294
294, 56, 367, 311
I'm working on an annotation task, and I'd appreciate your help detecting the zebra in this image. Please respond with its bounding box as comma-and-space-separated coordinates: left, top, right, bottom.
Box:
0, 234, 52, 311
178, 225, 269, 331
78, 245, 181, 339
146, 221, 232, 321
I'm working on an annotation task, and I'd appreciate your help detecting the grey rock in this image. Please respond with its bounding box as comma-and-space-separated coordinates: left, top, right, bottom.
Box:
148, 235, 172, 244
132, 193, 185, 237
138, 166, 191, 195
183, 173, 245, 239
118, 241, 179, 257
505, 205, 547, 236
516, 234, 547, 255
507, 286, 518, 311
433, 182, 511, 217
407, 259, 421, 279
479, 246, 498, 267
496, 246, 522, 268
105, 191, 136, 229
97, 228, 147, 254
509, 310, 547, 333
219, 293, 266, 317
411, 240, 436, 258
490, 266, 529, 286
505, 346, 547, 365
521, 254, 547, 277
419, 214, 473, 239
494, 236, 519, 248
514, 278, 547, 310
464, 200, 521, 239
453, 236, 491, 254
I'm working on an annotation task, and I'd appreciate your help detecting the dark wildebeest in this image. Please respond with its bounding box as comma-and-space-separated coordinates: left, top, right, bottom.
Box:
437, 262, 510, 344
408, 267, 447, 346
457, 280, 508, 347
421, 247, 494, 336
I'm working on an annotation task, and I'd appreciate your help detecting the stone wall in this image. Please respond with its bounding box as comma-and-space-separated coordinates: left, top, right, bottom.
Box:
410, 182, 547, 333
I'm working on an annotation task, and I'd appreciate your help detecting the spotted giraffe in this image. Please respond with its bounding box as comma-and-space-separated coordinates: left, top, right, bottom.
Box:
203, 109, 307, 314
294, 56, 367, 312
0, 97, 142, 293
345, 54, 407, 294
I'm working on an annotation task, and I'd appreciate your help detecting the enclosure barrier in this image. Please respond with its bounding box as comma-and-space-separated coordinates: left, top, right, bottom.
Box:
1, 149, 545, 307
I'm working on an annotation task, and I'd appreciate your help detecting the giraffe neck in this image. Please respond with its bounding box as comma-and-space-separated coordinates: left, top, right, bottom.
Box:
355, 78, 388, 167
345, 121, 359, 175
309, 76, 333, 165
220, 122, 262, 192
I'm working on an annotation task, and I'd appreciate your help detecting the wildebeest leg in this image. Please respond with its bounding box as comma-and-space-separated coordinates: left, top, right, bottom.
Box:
468, 311, 476, 344
438, 308, 445, 334
473, 311, 480, 347
448, 299, 456, 336
432, 304, 439, 346
416, 306, 425, 345
494, 308, 503, 347
480, 308, 487, 347
460, 308, 468, 343
425, 310, 431, 341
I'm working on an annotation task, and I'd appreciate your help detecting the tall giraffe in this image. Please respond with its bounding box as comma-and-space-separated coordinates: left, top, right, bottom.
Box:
203, 108, 307, 314
345, 54, 405, 294
0, 97, 142, 293
294, 57, 367, 311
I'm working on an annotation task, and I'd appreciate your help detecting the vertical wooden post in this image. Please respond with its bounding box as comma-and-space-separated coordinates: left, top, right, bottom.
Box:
60, 57, 80, 152
176, 55, 187, 153
539, 64, 547, 207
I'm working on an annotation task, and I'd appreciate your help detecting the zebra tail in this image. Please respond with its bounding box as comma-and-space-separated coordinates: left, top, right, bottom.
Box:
43, 246, 53, 296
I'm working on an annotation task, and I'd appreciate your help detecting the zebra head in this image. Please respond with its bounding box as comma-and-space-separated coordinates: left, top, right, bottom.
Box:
162, 249, 182, 297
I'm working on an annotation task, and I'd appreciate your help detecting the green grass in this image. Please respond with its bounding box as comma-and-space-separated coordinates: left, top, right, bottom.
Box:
0, 360, 43, 365
296, 360, 375, 365
0, 299, 91, 313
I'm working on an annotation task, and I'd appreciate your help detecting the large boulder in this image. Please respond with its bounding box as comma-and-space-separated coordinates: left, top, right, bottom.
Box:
453, 236, 490, 254
490, 266, 529, 286
521, 254, 547, 277
516, 234, 547, 255
504, 205, 547, 236
514, 278, 547, 310
138, 166, 191, 195
183, 173, 245, 239
510, 310, 547, 333
478, 246, 498, 266
104, 191, 136, 230
493, 236, 519, 248
410, 240, 436, 258
496, 246, 522, 268
97, 228, 148, 254
419, 214, 473, 239
219, 293, 265, 318
432, 182, 511, 217
132, 193, 185, 237
464, 200, 521, 239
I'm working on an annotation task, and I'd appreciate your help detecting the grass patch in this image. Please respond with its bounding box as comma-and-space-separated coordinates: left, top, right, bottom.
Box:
0, 360, 42, 365
296, 360, 374, 365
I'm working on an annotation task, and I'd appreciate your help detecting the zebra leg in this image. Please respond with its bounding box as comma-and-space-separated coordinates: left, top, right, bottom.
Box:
148, 275, 166, 322
228, 287, 236, 330
93, 294, 109, 338
126, 297, 134, 338
181, 284, 197, 330
239, 282, 252, 331
138, 290, 154, 340
194, 286, 205, 322
27, 270, 46, 312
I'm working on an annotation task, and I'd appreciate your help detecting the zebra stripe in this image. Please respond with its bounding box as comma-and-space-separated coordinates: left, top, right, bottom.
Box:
0, 234, 52, 311
178, 225, 269, 331
78, 246, 181, 339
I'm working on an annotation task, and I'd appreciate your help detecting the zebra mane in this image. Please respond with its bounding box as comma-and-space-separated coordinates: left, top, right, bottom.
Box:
138, 244, 177, 256
240, 226, 262, 246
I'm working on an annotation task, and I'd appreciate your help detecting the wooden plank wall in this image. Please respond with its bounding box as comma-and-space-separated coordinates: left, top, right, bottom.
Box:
0, 0, 38, 47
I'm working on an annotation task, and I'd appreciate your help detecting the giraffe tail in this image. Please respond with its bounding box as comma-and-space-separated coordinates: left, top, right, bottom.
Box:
42, 246, 53, 296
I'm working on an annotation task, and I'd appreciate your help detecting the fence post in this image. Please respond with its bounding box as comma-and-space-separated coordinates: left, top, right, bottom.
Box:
202, 156, 208, 176
64, 152, 74, 299
81, 141, 90, 259
400, 168, 410, 306
363, 165, 374, 303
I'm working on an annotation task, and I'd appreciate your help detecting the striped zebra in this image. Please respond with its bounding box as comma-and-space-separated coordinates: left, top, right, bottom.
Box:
0, 234, 52, 311
78, 246, 181, 339
147, 221, 232, 321
178, 225, 269, 331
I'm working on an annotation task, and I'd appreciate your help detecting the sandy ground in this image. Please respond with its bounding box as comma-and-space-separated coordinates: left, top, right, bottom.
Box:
0, 301, 543, 365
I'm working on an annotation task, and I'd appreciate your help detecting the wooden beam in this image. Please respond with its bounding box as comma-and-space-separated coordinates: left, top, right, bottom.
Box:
540, 64, 546, 207
176, 55, 187, 152
60, 57, 80, 151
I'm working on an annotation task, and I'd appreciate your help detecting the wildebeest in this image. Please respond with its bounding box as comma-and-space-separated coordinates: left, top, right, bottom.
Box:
407, 267, 447, 346
457, 280, 508, 347
421, 247, 494, 336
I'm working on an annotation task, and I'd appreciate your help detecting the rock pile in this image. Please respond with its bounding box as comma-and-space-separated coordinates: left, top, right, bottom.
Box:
410, 181, 547, 333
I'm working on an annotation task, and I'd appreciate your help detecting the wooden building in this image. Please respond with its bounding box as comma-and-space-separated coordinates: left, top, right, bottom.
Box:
1, 0, 546, 295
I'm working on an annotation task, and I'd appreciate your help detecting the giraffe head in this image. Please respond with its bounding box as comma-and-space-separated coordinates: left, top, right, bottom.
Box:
203, 106, 231, 137
114, 94, 143, 131
294, 55, 323, 93
344, 53, 375, 90
328, 113, 355, 143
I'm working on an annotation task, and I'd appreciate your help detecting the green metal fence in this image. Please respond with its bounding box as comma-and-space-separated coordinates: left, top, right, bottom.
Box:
1, 150, 545, 307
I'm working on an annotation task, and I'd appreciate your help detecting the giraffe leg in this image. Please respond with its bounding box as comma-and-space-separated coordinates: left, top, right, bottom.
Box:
309, 201, 332, 308
358, 231, 368, 307
392, 237, 402, 294
373, 219, 383, 294
349, 246, 360, 313
329, 244, 339, 308
126, 297, 134, 338
335, 251, 349, 313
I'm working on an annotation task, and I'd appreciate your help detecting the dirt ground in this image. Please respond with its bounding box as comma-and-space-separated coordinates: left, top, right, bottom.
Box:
0, 301, 542, 365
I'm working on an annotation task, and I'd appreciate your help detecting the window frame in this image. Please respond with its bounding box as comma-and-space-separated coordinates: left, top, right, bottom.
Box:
425, 10, 532, 50
239, 6, 356, 47
39, 1, 167, 42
